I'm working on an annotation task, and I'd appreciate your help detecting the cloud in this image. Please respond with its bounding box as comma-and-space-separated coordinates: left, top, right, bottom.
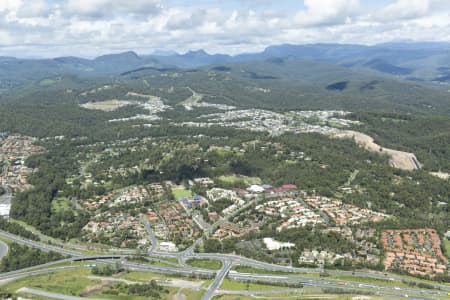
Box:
165, 9, 209, 30
0, 0, 450, 58
374, 0, 430, 21
295, 0, 360, 26
65, 0, 161, 19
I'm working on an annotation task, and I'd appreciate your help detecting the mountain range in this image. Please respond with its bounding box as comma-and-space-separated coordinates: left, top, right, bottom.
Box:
2, 42, 450, 90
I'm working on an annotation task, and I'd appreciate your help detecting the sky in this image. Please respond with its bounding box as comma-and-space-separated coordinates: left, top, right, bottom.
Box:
0, 0, 449, 58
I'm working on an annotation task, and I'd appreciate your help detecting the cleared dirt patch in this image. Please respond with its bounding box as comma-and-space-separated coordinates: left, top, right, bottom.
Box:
429, 172, 449, 180
87, 275, 204, 290
331, 130, 421, 171
80, 100, 132, 111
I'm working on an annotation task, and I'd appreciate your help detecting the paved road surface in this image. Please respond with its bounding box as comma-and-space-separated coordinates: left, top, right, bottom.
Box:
0, 240, 9, 260
140, 215, 158, 254
201, 260, 232, 300
17, 287, 106, 300
229, 272, 448, 299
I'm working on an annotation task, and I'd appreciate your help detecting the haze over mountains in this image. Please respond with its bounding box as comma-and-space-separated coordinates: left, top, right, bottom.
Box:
2, 42, 450, 90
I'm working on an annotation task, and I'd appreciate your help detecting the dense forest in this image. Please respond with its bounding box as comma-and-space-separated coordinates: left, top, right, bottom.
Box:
350, 112, 450, 172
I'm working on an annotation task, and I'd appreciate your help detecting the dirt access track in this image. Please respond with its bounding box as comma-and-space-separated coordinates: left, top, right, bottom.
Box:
331, 130, 421, 171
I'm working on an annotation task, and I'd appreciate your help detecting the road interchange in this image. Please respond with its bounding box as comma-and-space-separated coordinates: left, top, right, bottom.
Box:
0, 229, 449, 300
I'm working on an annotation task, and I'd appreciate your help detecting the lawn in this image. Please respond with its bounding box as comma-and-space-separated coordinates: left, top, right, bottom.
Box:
217, 175, 261, 186
444, 238, 450, 258
172, 188, 193, 200
39, 78, 60, 86
186, 259, 222, 270
51, 197, 71, 213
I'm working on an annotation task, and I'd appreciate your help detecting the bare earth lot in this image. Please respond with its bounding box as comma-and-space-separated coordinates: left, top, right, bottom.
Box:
429, 171, 450, 180
80, 100, 132, 111
331, 130, 421, 171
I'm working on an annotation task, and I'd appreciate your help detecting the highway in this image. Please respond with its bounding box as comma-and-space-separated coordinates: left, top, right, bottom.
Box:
0, 230, 83, 257
229, 271, 450, 299
1, 228, 450, 299
201, 260, 232, 300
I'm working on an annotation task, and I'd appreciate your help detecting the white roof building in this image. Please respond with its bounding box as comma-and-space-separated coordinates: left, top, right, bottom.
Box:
247, 185, 265, 193
159, 242, 178, 252
0, 204, 10, 219
263, 238, 295, 251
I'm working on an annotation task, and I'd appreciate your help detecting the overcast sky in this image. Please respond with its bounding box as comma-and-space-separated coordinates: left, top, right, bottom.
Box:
1, 0, 449, 58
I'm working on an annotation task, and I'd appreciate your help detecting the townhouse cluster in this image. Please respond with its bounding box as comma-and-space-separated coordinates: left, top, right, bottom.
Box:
382, 229, 448, 278
83, 212, 148, 248
80, 185, 149, 210
303, 195, 389, 225
146, 199, 202, 247
255, 196, 324, 231
81, 186, 150, 248
0, 134, 44, 190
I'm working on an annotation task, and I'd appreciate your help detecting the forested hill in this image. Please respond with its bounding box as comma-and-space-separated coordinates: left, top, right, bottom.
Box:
2, 42, 450, 89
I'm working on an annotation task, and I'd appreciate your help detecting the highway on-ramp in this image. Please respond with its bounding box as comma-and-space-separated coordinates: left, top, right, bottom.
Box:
0, 240, 9, 260
17, 287, 106, 300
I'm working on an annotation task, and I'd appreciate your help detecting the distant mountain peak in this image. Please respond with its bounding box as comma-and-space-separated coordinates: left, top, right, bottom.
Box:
183, 49, 209, 57
95, 51, 140, 62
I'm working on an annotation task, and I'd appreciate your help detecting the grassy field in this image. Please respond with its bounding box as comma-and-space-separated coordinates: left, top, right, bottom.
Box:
186, 259, 222, 270
90, 287, 179, 300
2, 268, 99, 296
39, 78, 61, 86
122, 270, 200, 283
183, 289, 206, 300
172, 188, 193, 200
157, 256, 180, 264
217, 175, 261, 185
2, 268, 206, 300
220, 278, 296, 291
51, 197, 71, 213
444, 238, 450, 258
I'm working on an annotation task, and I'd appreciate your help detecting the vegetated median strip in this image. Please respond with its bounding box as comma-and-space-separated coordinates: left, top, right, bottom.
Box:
186, 258, 223, 270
